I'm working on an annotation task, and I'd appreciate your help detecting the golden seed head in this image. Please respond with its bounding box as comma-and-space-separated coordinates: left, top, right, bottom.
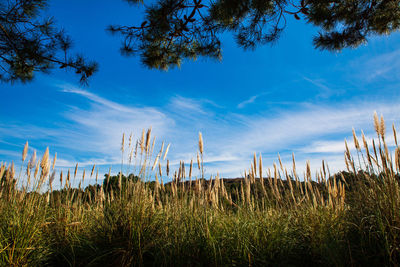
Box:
152, 154, 160, 171
10, 161, 15, 178
145, 128, 152, 152
159, 161, 162, 177
352, 128, 360, 151
380, 115, 386, 138
140, 129, 145, 154
253, 152, 257, 174
52, 152, 57, 170
74, 163, 78, 178
40, 147, 49, 170
163, 143, 170, 160
91, 164, 96, 177
22, 141, 29, 162
373, 111, 380, 136
34, 161, 40, 178
198, 132, 204, 154
166, 160, 170, 177
189, 159, 193, 178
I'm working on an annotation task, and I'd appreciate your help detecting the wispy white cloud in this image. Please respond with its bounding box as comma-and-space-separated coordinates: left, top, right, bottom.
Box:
349, 48, 400, 83
302, 76, 344, 99
237, 95, 258, 109
2, 82, 400, 180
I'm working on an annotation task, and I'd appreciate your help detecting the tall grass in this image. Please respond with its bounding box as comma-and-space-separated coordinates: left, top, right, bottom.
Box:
1, 116, 400, 266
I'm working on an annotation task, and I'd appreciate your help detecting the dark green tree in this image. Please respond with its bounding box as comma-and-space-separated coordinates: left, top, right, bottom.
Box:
103, 172, 140, 193
109, 0, 400, 70
0, 0, 98, 84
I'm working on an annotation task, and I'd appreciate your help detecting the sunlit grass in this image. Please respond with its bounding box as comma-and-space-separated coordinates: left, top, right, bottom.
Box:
1, 115, 400, 266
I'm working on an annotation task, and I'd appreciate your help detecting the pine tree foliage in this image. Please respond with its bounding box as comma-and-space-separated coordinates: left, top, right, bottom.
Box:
0, 0, 98, 84
109, 0, 400, 70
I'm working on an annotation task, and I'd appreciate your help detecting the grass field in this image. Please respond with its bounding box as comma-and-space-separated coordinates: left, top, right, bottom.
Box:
1, 114, 400, 266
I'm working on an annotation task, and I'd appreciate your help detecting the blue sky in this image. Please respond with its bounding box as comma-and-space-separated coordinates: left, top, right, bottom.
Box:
2, 0, 400, 185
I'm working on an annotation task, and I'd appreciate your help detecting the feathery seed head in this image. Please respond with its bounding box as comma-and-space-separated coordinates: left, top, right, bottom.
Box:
34, 161, 40, 178
163, 143, 170, 160
10, 161, 15, 178
373, 111, 380, 136
189, 159, 193, 178
91, 164, 95, 177
166, 160, 170, 177
22, 141, 28, 162
380, 115, 386, 138
52, 152, 57, 170
145, 128, 152, 152
352, 128, 360, 151
198, 132, 204, 154
40, 147, 49, 170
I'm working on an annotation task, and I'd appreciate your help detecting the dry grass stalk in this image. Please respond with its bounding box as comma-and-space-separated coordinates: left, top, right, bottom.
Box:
166, 160, 170, 177
74, 163, 78, 178
0, 164, 6, 180
52, 152, 57, 170
374, 111, 380, 137
380, 115, 386, 139
393, 123, 398, 147
140, 129, 145, 154
198, 132, 204, 154
41, 147, 49, 172
91, 164, 95, 177
306, 161, 311, 182
82, 169, 86, 183
22, 141, 28, 162
352, 128, 361, 151
66, 169, 70, 186
292, 153, 297, 177
163, 143, 170, 160
189, 159, 193, 178
152, 153, 160, 171
259, 153, 263, 182
34, 161, 40, 179
278, 153, 283, 171
197, 152, 201, 170
145, 128, 152, 153
362, 130, 373, 167
253, 152, 257, 176
152, 138, 157, 156
10, 161, 15, 179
